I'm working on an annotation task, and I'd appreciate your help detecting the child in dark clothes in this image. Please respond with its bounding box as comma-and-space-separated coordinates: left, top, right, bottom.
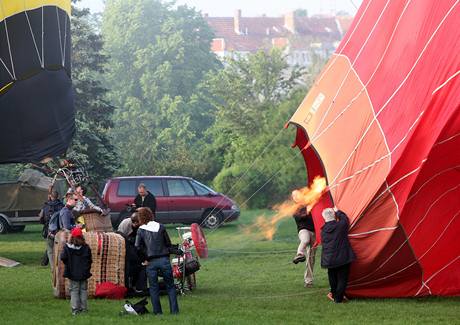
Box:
321, 208, 356, 303
60, 227, 93, 315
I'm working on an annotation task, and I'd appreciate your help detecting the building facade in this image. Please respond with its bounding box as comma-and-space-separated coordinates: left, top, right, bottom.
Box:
205, 10, 353, 66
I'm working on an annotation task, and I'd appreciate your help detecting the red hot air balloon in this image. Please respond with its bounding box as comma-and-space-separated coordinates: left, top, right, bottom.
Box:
289, 0, 460, 297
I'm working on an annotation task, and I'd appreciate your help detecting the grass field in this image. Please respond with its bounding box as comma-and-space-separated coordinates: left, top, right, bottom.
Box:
0, 210, 459, 324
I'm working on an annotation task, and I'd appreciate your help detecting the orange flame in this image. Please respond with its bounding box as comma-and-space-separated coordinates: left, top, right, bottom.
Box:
246, 177, 327, 240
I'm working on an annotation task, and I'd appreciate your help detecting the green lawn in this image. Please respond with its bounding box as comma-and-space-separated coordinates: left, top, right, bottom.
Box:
0, 210, 459, 324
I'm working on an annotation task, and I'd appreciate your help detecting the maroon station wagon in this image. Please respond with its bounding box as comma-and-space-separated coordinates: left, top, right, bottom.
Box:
102, 176, 240, 229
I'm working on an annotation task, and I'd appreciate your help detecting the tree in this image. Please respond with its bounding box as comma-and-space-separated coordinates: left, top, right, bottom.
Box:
68, 2, 118, 185
102, 0, 220, 178
202, 49, 314, 208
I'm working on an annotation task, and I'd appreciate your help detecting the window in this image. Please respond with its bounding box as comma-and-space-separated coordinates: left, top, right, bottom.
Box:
117, 180, 136, 196
141, 179, 164, 197
191, 180, 215, 196
167, 179, 195, 196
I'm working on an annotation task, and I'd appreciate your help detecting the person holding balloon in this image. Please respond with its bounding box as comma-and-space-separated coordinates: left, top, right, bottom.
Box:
321, 208, 356, 303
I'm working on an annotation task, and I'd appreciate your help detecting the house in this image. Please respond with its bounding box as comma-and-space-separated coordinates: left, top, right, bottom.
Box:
205, 10, 353, 66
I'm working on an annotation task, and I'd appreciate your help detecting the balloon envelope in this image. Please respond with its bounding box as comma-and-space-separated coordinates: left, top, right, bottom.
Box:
290, 0, 460, 297
0, 0, 74, 163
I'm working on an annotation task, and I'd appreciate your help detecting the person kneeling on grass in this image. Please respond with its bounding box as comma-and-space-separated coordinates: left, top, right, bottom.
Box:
60, 227, 93, 315
135, 207, 179, 315
321, 208, 356, 303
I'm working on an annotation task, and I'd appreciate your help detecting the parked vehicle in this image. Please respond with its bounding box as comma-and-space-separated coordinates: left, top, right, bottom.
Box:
102, 176, 240, 229
0, 170, 66, 234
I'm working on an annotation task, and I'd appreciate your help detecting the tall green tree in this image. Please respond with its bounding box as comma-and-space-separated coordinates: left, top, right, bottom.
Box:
102, 0, 220, 178
68, 2, 118, 184
202, 49, 316, 207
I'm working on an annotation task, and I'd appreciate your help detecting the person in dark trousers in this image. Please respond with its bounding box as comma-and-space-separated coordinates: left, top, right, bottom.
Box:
117, 213, 147, 295
134, 183, 157, 214
60, 193, 77, 231
292, 204, 316, 287
135, 207, 179, 315
39, 190, 64, 266
60, 227, 92, 315
321, 208, 356, 303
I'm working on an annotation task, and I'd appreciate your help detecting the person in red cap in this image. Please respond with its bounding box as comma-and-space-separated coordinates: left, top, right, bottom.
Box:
60, 226, 92, 315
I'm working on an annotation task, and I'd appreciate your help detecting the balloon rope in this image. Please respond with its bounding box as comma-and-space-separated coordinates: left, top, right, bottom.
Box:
0, 2, 16, 80
42, 6, 44, 68
23, 0, 43, 67
63, 12, 68, 66
55, 7, 64, 66
204, 143, 311, 235
198, 127, 288, 227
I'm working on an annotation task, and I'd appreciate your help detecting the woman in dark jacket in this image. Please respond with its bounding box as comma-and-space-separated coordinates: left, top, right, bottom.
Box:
321, 208, 356, 303
135, 207, 178, 315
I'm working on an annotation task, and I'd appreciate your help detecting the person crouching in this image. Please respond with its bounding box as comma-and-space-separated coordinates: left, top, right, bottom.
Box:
321, 208, 355, 303
135, 207, 179, 315
60, 227, 92, 315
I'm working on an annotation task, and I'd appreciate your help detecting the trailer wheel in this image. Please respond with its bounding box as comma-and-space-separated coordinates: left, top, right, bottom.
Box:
0, 218, 10, 234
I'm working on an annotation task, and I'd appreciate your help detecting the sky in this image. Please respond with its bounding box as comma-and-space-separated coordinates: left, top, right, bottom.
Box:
77, 0, 363, 17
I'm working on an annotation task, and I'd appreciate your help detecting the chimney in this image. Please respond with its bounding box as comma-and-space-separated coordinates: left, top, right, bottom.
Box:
234, 9, 242, 34
284, 11, 296, 33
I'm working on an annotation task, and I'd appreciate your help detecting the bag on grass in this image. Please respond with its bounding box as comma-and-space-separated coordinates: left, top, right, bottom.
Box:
180, 257, 200, 276
122, 297, 149, 315
95, 281, 127, 299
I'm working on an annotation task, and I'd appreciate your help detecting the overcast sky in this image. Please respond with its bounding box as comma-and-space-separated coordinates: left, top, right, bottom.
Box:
77, 0, 363, 16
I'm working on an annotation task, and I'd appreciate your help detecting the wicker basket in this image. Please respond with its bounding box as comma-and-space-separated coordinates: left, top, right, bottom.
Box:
80, 210, 113, 232
52, 231, 126, 298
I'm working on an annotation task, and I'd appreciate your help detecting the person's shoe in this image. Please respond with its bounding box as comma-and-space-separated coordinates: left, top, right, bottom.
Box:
72, 310, 79, 316
40, 254, 49, 266
327, 292, 334, 302
292, 253, 306, 264
304, 282, 313, 288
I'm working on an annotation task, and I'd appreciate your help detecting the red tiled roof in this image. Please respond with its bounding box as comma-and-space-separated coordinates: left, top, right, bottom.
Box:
205, 14, 348, 53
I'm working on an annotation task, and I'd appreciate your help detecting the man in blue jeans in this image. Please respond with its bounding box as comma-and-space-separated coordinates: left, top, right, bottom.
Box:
135, 207, 179, 315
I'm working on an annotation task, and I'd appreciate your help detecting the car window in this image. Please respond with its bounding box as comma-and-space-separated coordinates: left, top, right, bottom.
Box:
141, 179, 164, 197
118, 180, 136, 196
191, 180, 210, 195
167, 179, 195, 196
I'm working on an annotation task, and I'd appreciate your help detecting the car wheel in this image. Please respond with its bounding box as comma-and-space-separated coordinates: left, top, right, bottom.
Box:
0, 218, 10, 234
202, 210, 222, 229
10, 225, 25, 233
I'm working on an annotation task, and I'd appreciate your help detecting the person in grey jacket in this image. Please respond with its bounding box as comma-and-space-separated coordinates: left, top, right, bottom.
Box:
321, 208, 356, 303
135, 207, 178, 315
